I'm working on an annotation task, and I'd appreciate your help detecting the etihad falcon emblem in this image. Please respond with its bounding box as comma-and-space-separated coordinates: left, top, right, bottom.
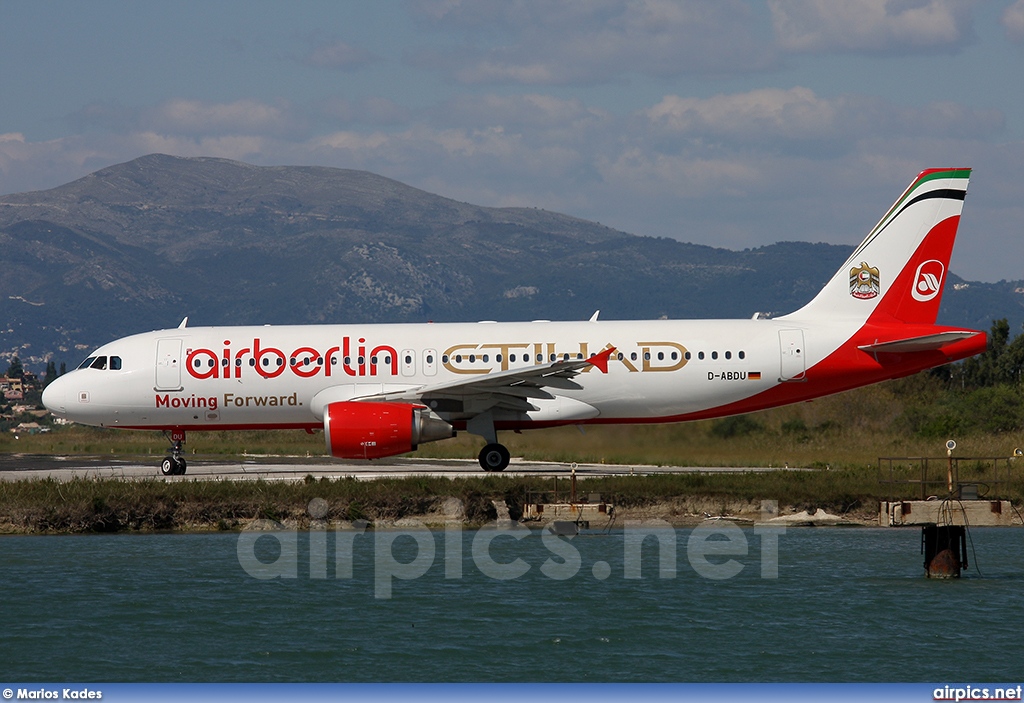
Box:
849, 261, 880, 299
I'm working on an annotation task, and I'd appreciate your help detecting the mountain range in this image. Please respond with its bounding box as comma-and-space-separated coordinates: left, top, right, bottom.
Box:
1, 154, 1020, 371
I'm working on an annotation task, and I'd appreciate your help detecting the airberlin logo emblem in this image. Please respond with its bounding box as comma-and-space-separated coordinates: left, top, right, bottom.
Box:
911, 260, 944, 302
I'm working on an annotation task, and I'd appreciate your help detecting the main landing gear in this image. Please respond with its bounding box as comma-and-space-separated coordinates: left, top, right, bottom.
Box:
478, 443, 511, 472
469, 412, 511, 472
160, 430, 188, 476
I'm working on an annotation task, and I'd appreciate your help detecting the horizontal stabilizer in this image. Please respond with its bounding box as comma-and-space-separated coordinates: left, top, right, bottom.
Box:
858, 331, 981, 354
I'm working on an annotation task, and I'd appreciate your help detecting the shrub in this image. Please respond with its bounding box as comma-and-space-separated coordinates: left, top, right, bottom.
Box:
709, 415, 762, 439
962, 386, 1024, 434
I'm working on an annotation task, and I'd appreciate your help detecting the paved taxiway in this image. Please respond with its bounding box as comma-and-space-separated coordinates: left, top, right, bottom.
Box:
0, 454, 807, 482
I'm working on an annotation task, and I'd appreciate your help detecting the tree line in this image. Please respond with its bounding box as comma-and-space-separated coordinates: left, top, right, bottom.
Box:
902, 318, 1024, 436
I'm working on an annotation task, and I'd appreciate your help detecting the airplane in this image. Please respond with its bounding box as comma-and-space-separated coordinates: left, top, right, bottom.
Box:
42, 168, 986, 475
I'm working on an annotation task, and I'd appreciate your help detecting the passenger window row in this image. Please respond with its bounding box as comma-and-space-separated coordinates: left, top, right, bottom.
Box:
689, 350, 745, 361
437, 350, 747, 365
611, 350, 745, 362
440, 352, 590, 364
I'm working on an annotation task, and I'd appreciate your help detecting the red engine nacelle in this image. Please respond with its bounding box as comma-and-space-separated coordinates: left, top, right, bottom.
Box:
323, 401, 455, 460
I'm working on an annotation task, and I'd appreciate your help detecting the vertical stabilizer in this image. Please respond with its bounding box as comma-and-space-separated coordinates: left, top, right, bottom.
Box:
782, 169, 970, 325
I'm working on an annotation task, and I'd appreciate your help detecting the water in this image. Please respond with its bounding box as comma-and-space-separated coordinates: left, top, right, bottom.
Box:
0, 526, 1022, 682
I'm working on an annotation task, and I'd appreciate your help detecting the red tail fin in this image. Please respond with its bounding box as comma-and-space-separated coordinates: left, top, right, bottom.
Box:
868, 210, 960, 325
783, 168, 970, 326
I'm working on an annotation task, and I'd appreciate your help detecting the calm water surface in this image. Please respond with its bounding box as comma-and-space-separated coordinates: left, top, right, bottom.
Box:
0, 526, 1021, 682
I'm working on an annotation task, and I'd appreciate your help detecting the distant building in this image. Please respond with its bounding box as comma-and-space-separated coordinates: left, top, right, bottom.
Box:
12, 422, 49, 434
3, 377, 25, 400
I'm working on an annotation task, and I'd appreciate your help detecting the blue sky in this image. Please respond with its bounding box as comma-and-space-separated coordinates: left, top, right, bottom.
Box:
1, 0, 1022, 282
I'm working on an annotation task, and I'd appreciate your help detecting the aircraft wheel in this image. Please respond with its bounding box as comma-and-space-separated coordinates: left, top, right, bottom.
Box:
160, 457, 175, 476
174, 457, 187, 475
479, 443, 510, 472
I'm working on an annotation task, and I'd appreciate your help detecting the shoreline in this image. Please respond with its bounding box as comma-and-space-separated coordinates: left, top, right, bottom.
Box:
1, 458, 1019, 534
0, 493, 883, 534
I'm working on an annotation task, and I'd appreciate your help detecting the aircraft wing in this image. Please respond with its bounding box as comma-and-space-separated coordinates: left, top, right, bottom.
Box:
356, 347, 615, 414
858, 330, 981, 354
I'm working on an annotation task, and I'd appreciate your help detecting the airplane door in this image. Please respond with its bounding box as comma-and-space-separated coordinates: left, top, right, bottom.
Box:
779, 330, 806, 382
423, 349, 437, 376
155, 338, 183, 390
401, 349, 416, 377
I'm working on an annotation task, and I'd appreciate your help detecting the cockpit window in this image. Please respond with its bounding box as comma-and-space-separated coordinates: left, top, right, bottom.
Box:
76, 354, 123, 370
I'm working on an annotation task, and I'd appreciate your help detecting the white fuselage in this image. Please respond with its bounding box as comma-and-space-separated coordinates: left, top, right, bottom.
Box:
43, 317, 843, 432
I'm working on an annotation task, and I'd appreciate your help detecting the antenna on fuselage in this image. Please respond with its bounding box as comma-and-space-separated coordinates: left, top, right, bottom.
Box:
589, 310, 600, 322
178, 317, 189, 329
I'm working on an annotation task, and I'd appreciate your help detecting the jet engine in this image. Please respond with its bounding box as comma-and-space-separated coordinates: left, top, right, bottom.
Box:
323, 401, 454, 460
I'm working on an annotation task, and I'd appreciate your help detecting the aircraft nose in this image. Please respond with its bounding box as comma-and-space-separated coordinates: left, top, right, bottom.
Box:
42, 377, 66, 415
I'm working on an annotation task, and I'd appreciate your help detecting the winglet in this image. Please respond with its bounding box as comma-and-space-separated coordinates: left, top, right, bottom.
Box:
587, 347, 615, 374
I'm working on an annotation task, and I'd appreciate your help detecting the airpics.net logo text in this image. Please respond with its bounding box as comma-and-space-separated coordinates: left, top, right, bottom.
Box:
235, 502, 786, 599
934, 685, 1023, 701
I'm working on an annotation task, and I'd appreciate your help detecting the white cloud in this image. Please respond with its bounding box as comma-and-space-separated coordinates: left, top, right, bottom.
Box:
769, 0, 976, 53
1003, 0, 1024, 42
0, 131, 282, 197
141, 99, 301, 137
125, 132, 270, 161
433, 94, 611, 138
70, 99, 307, 139
319, 97, 412, 126
310, 131, 392, 152
408, 0, 777, 84
642, 87, 1002, 148
645, 88, 840, 140
302, 39, 376, 70
0, 133, 108, 195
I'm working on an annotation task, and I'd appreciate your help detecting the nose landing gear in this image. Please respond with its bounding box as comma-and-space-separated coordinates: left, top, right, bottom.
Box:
160, 430, 188, 476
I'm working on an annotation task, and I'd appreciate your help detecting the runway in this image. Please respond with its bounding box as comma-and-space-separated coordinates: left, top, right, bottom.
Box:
0, 453, 807, 482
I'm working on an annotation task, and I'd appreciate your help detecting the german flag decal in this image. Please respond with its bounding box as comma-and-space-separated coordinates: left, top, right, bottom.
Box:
749, 372, 762, 380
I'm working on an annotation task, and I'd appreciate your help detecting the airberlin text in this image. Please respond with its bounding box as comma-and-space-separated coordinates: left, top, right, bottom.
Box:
184, 336, 690, 381
185, 337, 397, 381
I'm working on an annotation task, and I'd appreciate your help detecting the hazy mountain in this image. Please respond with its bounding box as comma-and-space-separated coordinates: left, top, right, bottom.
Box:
1, 154, 1020, 370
